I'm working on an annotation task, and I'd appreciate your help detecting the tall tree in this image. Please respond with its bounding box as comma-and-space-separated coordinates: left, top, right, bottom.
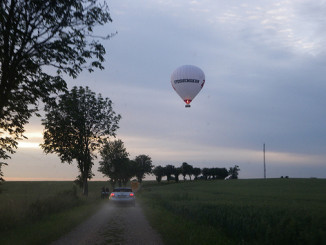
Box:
41, 86, 120, 195
133, 154, 153, 183
98, 139, 133, 188
0, 0, 113, 181
117, 158, 135, 187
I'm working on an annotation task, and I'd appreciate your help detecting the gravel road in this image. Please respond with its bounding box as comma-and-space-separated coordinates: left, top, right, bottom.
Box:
51, 202, 164, 245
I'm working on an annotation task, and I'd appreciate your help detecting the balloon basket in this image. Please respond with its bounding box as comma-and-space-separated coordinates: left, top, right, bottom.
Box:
185, 105, 191, 108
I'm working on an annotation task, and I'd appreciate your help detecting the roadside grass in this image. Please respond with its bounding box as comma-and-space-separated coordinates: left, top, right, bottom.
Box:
138, 179, 326, 245
0, 181, 110, 245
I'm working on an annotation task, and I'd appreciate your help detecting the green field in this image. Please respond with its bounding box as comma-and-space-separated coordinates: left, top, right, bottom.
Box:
0, 181, 110, 245
138, 179, 326, 245
1, 179, 325, 245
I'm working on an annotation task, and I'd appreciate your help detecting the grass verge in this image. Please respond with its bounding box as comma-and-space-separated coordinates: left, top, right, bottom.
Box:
0, 201, 103, 245
0, 181, 110, 245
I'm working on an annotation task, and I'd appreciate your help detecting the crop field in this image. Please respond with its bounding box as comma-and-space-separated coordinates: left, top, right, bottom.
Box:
138, 179, 326, 245
0, 181, 109, 245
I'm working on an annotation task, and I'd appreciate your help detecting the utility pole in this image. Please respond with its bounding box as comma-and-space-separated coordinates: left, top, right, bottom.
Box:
263, 143, 266, 179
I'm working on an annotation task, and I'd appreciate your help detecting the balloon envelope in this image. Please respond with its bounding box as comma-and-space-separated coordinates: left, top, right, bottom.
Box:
171, 65, 205, 107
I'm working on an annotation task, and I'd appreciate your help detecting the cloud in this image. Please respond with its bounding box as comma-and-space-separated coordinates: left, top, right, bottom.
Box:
5, 0, 326, 180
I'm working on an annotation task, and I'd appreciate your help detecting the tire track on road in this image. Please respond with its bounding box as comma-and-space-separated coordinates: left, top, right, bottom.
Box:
51, 202, 164, 245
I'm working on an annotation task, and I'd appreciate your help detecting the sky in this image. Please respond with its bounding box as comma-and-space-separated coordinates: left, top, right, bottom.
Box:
4, 0, 326, 180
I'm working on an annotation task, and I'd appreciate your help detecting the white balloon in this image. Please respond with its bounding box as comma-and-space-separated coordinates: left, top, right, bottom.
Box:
170, 65, 205, 107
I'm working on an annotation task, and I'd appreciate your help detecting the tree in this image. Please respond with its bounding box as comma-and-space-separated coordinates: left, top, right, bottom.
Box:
117, 158, 135, 187
0, 0, 113, 180
216, 168, 229, 179
181, 162, 189, 181
181, 162, 193, 181
134, 154, 153, 183
208, 167, 228, 179
173, 167, 182, 183
153, 165, 164, 183
192, 167, 201, 180
98, 139, 134, 188
187, 165, 194, 180
228, 165, 240, 179
202, 168, 209, 180
164, 165, 175, 182
41, 86, 120, 195
0, 162, 7, 187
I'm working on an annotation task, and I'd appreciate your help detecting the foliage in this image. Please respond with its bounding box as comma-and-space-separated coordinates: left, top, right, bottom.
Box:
206, 167, 229, 179
99, 142, 155, 186
153, 163, 233, 183
181, 162, 193, 181
192, 167, 201, 180
115, 158, 135, 187
99, 139, 134, 187
173, 167, 182, 183
41, 86, 120, 195
153, 165, 165, 183
164, 165, 175, 182
139, 179, 326, 245
0, 0, 113, 179
228, 165, 240, 179
133, 155, 153, 183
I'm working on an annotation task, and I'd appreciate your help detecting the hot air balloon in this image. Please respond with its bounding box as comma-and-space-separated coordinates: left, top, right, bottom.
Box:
171, 65, 205, 108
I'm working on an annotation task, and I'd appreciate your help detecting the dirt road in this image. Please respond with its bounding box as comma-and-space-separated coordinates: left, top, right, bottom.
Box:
51, 202, 164, 245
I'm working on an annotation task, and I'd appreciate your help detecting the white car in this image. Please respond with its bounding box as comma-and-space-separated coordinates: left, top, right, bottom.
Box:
109, 187, 136, 206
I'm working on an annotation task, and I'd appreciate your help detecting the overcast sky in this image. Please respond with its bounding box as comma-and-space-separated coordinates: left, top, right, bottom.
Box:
5, 0, 326, 180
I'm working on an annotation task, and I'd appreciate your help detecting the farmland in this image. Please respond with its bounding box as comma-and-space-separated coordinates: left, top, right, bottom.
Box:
0, 179, 325, 245
138, 178, 326, 245
0, 181, 109, 245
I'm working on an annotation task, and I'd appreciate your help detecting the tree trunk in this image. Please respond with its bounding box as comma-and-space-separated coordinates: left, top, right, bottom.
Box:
137, 176, 142, 183
83, 176, 88, 196
175, 175, 179, 183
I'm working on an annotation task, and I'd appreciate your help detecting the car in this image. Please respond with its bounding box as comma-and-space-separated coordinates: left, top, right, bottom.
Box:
109, 187, 136, 206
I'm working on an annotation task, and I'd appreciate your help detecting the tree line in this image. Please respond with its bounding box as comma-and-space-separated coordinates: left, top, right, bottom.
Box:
0, 1, 240, 196
98, 140, 153, 188
152, 163, 240, 183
